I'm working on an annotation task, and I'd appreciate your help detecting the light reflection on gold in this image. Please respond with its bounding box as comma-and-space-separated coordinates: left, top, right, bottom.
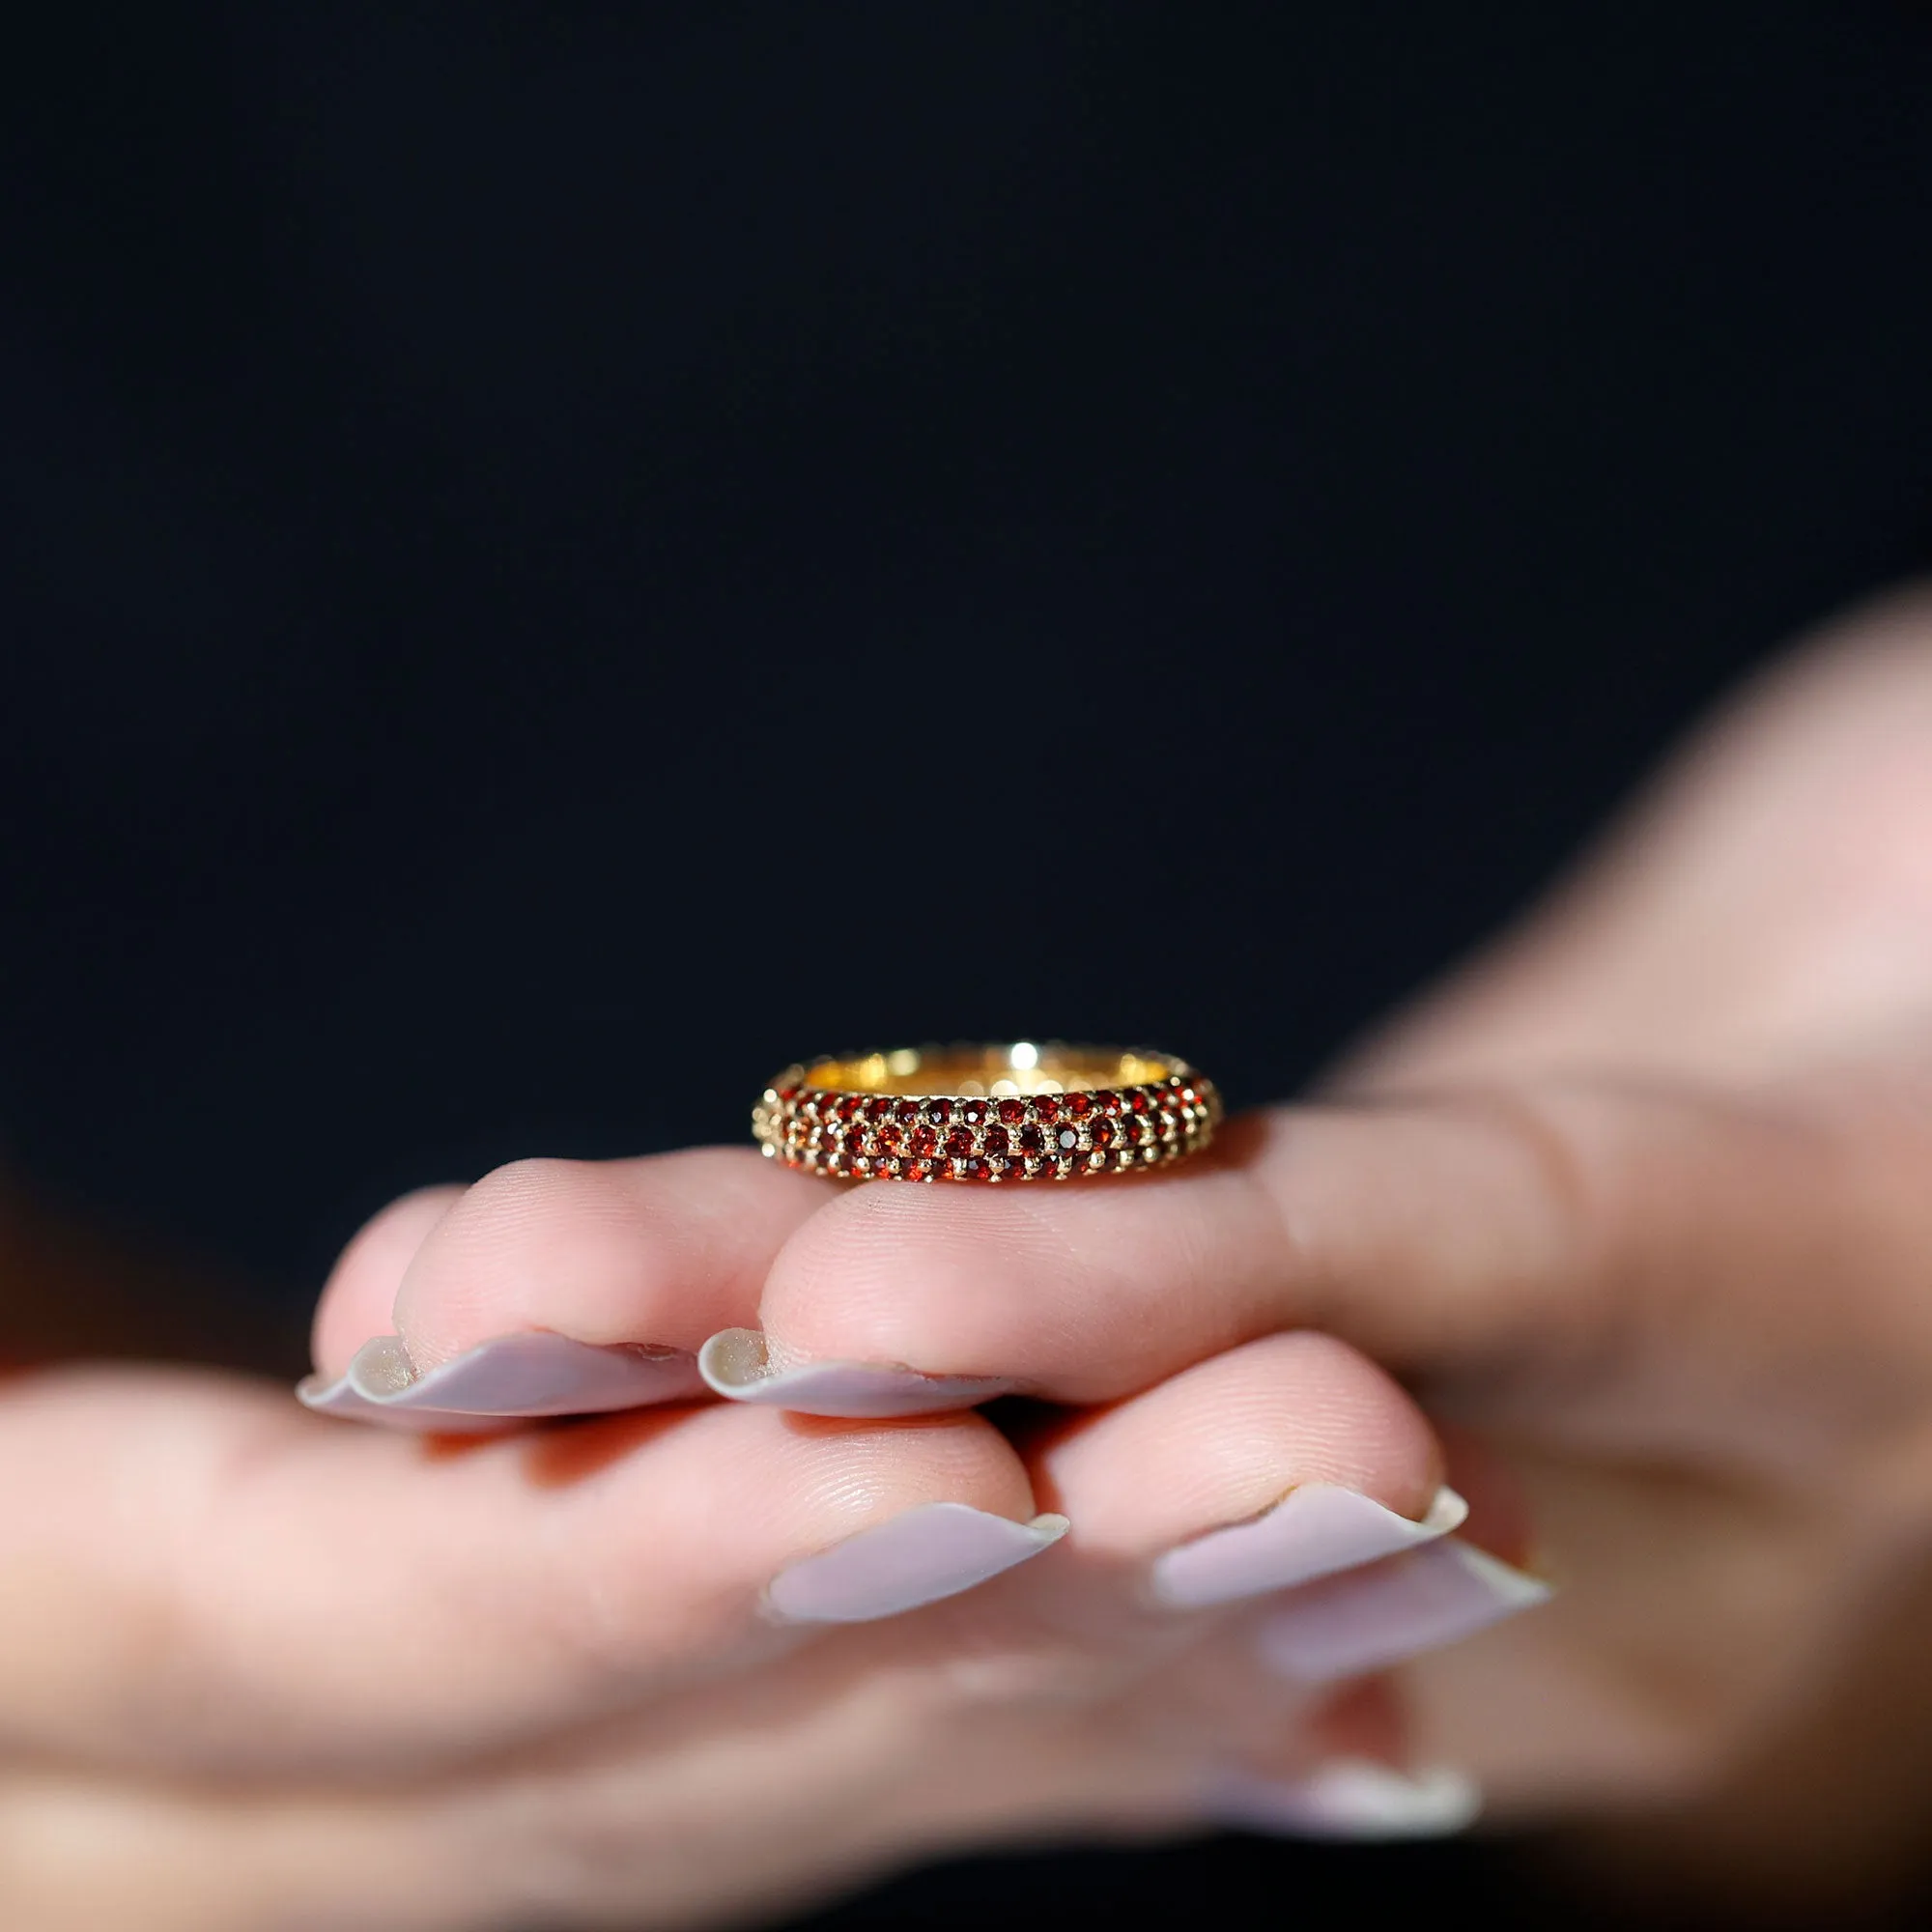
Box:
798, 1041, 1178, 1096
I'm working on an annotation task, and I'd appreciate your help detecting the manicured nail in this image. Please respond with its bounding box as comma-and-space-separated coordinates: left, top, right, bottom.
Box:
1208, 1761, 1481, 1839
1151, 1484, 1468, 1608
297, 1331, 704, 1431
764, 1503, 1068, 1623
1256, 1538, 1551, 1683
698, 1328, 1016, 1418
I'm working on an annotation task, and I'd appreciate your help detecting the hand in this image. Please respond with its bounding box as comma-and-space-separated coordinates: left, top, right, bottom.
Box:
675, 586, 1932, 1834
12, 583, 1932, 1928
1, 1149, 1461, 1931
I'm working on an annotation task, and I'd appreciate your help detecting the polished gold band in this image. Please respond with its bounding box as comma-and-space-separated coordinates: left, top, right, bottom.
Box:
752, 1042, 1221, 1182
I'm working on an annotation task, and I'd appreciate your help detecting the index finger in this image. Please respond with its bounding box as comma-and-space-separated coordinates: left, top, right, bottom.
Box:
703, 1079, 1897, 1426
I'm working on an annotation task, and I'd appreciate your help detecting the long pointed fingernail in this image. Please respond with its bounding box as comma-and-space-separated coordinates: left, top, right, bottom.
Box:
297, 1332, 704, 1430
765, 1504, 1068, 1622
1256, 1538, 1551, 1682
698, 1328, 1015, 1418
1151, 1484, 1468, 1608
1208, 1761, 1481, 1839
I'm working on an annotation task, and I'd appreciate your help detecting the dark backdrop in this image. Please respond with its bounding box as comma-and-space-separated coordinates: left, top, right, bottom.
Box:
4, 5, 1932, 1925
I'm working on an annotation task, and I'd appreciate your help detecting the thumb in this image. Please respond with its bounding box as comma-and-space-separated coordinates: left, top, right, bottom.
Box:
1337, 582, 1932, 1092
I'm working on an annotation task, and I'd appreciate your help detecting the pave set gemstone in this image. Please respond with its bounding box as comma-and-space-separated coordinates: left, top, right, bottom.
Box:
753, 1062, 1221, 1182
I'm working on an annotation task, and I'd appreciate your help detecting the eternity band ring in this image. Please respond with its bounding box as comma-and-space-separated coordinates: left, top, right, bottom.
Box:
752, 1041, 1222, 1182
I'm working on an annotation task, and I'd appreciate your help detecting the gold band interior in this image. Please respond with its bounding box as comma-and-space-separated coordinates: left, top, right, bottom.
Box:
800, 1043, 1177, 1098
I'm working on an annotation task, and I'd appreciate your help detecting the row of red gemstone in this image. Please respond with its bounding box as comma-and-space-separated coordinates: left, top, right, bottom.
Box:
770, 1077, 1210, 1127
784, 1144, 1160, 1182
766, 1082, 1215, 1178
782, 1108, 1189, 1154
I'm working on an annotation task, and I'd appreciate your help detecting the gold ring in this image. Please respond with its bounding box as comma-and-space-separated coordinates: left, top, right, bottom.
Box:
752, 1042, 1222, 1182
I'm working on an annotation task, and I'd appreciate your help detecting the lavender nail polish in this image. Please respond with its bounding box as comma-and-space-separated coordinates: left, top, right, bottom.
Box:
765, 1504, 1068, 1622
1208, 1761, 1481, 1839
1151, 1484, 1469, 1608
297, 1331, 704, 1430
1256, 1538, 1551, 1682
698, 1328, 1015, 1418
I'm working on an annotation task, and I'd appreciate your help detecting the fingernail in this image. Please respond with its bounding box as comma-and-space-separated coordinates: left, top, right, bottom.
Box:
1151, 1484, 1468, 1608
297, 1332, 704, 1430
698, 1328, 1016, 1418
1256, 1538, 1551, 1683
764, 1503, 1068, 1623
1208, 1761, 1481, 1839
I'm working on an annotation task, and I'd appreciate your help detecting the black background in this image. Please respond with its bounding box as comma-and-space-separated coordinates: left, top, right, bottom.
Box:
4, 5, 1932, 1924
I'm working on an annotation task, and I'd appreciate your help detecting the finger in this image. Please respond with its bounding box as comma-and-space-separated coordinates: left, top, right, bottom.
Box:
308, 1183, 464, 1372
0, 1362, 1063, 1775
1028, 1329, 1548, 1820
700, 1128, 1289, 1414
714, 1078, 1932, 1455
302, 1149, 828, 1425
1006, 1334, 1536, 1843
1033, 1331, 1457, 1608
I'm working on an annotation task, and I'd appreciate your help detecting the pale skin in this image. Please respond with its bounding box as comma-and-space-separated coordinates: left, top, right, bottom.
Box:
7, 585, 1932, 1929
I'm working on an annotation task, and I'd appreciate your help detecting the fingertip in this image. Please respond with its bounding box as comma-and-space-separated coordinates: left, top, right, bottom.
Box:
771, 1406, 1043, 1533
1038, 1330, 1443, 1551
385, 1149, 822, 1374
751, 1170, 1244, 1396
1033, 1332, 1449, 1605
310, 1185, 466, 1377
